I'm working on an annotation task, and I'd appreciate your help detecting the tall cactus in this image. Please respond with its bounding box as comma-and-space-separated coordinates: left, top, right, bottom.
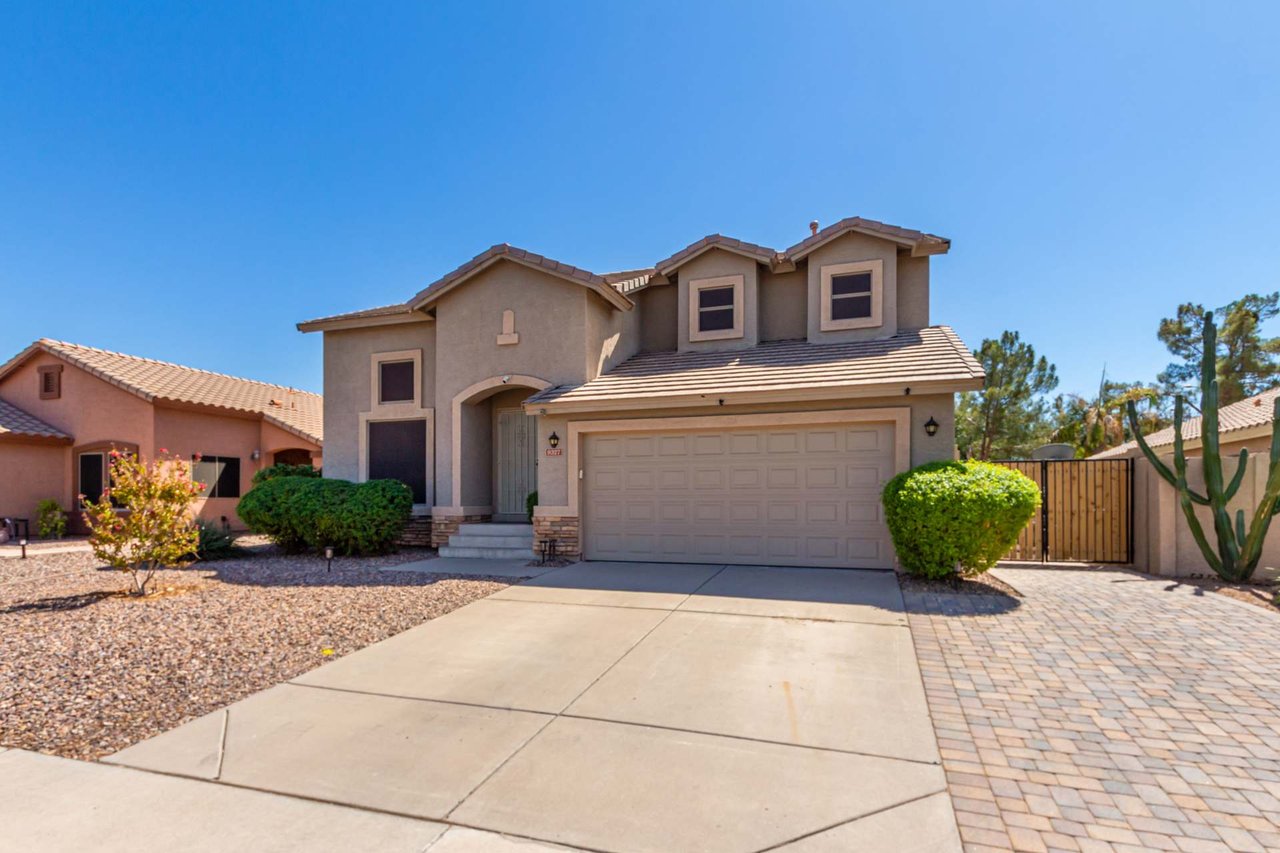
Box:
1127, 311, 1280, 581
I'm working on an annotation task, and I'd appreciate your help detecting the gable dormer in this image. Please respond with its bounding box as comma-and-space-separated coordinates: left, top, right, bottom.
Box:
654, 235, 778, 353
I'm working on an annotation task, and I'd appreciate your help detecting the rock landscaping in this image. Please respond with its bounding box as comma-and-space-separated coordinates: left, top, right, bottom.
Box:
0, 548, 509, 760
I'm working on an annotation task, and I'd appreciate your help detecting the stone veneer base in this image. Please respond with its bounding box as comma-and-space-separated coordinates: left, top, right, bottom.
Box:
533, 514, 580, 561
431, 514, 492, 548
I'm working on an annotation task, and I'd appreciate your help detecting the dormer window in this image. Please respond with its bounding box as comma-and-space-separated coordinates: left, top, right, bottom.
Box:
688, 275, 744, 342
820, 260, 883, 331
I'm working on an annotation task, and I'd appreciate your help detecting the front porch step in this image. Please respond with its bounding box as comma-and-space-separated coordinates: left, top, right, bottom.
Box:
457, 523, 533, 536
438, 544, 533, 559
449, 534, 535, 549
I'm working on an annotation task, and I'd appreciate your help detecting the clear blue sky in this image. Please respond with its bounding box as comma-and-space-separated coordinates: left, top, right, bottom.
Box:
2, 1, 1276, 398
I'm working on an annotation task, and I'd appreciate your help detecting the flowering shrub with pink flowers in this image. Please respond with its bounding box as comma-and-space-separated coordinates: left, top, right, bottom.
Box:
82, 449, 203, 596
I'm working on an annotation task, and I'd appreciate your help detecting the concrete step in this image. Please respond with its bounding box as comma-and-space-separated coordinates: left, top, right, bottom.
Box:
457, 523, 533, 536
438, 544, 533, 559
448, 534, 535, 549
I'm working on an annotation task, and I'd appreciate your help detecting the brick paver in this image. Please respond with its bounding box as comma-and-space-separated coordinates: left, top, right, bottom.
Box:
904, 568, 1280, 853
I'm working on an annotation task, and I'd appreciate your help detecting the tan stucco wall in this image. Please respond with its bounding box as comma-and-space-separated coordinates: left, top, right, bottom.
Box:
0, 442, 69, 526
321, 322, 435, 482
586, 291, 640, 379
759, 268, 807, 342
532, 392, 955, 509
897, 255, 931, 330
154, 406, 262, 529
433, 260, 597, 506
636, 284, 677, 353
805, 233, 899, 344
676, 249, 759, 353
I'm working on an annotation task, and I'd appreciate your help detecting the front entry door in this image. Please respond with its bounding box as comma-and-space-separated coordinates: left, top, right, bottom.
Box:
496, 411, 537, 519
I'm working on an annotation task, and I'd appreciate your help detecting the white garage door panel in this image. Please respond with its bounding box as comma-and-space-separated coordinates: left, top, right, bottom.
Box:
583, 423, 896, 569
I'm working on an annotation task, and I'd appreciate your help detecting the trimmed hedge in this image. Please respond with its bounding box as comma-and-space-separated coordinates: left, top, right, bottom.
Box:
237, 476, 412, 556
881, 460, 1040, 579
252, 463, 321, 487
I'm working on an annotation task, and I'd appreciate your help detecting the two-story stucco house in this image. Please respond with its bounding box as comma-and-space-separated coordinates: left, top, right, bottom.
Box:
300, 216, 984, 569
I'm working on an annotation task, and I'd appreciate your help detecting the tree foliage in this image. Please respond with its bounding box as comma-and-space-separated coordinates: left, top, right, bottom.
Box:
1158, 293, 1280, 405
1052, 371, 1165, 457
82, 450, 202, 596
956, 331, 1059, 460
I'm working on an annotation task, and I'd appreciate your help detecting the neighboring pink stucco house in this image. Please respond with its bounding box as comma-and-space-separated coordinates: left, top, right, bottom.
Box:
0, 340, 322, 535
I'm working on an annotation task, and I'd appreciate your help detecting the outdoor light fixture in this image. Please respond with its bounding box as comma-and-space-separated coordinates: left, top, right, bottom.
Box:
548, 432, 560, 449
324, 546, 334, 573
924, 417, 940, 437
250, 449, 261, 461
19, 538, 27, 559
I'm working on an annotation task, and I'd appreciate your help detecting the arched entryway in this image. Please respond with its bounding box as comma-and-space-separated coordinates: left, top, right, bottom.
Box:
272, 448, 315, 467
452, 375, 550, 522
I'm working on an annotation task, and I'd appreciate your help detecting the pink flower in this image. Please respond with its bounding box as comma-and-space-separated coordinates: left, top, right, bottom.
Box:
159, 447, 168, 454
193, 452, 202, 461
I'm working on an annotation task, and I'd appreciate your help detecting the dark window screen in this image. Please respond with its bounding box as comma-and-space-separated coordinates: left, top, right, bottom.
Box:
831, 273, 873, 320
192, 456, 241, 498
379, 360, 416, 403
368, 419, 427, 503
698, 286, 736, 332
79, 453, 104, 504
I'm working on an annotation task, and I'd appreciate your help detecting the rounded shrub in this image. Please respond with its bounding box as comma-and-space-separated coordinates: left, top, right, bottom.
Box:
252, 462, 321, 486
881, 460, 1040, 579
238, 476, 412, 556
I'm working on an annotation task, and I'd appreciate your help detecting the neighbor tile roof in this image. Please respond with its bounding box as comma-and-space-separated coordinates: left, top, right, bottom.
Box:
1092, 387, 1280, 458
0, 340, 323, 444
0, 398, 71, 442
526, 326, 983, 410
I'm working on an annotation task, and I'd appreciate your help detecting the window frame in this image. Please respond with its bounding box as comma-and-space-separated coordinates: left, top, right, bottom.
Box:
191, 454, 242, 499
820, 259, 883, 331
73, 441, 138, 509
370, 349, 423, 410
377, 359, 416, 405
687, 275, 745, 342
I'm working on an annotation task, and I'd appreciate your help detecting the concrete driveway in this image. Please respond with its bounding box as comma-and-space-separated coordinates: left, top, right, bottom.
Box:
19, 562, 959, 852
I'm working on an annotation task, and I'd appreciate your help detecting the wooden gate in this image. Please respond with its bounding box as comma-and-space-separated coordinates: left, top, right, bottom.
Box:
996, 459, 1134, 564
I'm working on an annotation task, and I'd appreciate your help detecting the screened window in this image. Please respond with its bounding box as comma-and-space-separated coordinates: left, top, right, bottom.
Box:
697, 286, 736, 332
830, 272, 873, 320
379, 360, 415, 404
192, 455, 242, 499
368, 419, 427, 504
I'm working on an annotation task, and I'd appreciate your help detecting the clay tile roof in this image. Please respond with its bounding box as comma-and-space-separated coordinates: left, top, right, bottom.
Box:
603, 268, 656, 295
526, 326, 984, 411
0, 398, 71, 442
407, 244, 632, 311
1092, 387, 1280, 458
784, 216, 950, 260
653, 234, 780, 276
2, 340, 323, 445
297, 302, 417, 329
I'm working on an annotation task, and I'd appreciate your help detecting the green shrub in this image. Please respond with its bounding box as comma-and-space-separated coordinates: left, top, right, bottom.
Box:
190, 520, 244, 561
36, 499, 67, 540
526, 490, 538, 523
252, 463, 320, 486
881, 460, 1040, 579
237, 476, 412, 556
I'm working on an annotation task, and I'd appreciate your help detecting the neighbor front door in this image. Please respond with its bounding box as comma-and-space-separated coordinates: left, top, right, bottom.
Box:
496, 410, 537, 520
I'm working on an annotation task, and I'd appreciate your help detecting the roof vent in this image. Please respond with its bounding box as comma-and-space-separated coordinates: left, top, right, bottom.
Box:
809, 220, 819, 236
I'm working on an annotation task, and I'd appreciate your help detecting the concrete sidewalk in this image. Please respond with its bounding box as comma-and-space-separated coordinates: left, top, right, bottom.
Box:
7, 562, 960, 852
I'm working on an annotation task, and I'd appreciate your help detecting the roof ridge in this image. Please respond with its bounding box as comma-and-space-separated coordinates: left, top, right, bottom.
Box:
38, 339, 321, 398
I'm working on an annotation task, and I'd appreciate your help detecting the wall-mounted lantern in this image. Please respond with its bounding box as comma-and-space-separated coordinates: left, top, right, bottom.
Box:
548, 431, 560, 449
924, 417, 939, 437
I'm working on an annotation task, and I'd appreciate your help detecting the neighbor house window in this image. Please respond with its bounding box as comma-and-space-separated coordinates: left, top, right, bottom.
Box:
379, 360, 415, 404
75, 444, 136, 508
38, 365, 62, 400
688, 275, 745, 342
192, 455, 242, 499
820, 259, 883, 331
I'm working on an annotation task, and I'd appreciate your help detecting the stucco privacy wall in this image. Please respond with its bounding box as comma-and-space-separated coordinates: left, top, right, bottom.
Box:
1133, 452, 1280, 576
806, 232, 899, 344
433, 262, 594, 507
529, 392, 956, 508
0, 443, 67, 525
322, 322, 435, 482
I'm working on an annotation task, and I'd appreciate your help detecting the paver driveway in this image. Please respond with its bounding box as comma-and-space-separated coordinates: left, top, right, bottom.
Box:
65, 562, 959, 853
906, 567, 1280, 853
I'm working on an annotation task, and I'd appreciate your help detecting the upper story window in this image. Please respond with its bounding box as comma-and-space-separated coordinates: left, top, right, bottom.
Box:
379, 360, 415, 404
820, 259, 883, 331
688, 275, 744, 342
38, 365, 62, 399
370, 349, 422, 409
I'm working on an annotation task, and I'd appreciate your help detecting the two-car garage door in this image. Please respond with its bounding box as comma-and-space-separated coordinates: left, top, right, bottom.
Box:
582, 422, 897, 569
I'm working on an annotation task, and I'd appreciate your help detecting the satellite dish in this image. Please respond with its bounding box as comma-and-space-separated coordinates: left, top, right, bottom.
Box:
1031, 443, 1077, 461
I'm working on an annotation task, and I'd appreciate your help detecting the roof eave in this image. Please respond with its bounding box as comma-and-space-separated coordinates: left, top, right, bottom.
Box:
0, 432, 73, 446
297, 309, 431, 333
654, 242, 778, 277
526, 376, 983, 415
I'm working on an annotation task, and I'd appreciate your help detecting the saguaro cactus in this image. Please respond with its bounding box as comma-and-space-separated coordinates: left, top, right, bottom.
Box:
1128, 311, 1280, 581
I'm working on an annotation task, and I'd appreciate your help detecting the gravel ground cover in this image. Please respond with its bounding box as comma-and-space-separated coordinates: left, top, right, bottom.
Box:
0, 549, 511, 760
